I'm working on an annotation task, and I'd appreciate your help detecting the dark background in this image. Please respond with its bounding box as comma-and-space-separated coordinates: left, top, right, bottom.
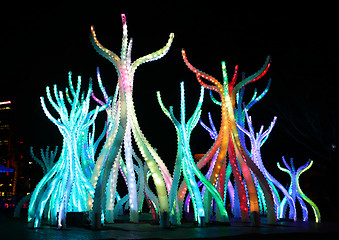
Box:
1, 1, 338, 220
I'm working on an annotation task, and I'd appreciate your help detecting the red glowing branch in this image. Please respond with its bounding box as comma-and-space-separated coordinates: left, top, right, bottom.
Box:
229, 65, 238, 95
231, 56, 271, 106
248, 61, 270, 84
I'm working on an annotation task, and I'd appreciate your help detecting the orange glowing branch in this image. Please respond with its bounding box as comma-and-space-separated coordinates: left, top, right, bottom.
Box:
206, 102, 230, 188
196, 75, 220, 94
181, 49, 230, 175
182, 49, 223, 95
90, 26, 121, 67
181, 49, 274, 225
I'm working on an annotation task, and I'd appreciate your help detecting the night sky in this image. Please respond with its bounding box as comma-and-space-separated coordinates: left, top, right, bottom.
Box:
2, 2, 339, 212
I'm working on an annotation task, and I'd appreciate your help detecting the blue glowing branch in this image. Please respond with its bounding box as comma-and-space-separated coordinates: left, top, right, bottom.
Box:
199, 112, 218, 139
278, 157, 321, 222
30, 146, 58, 176
245, 79, 271, 111
14, 146, 58, 219
180, 83, 205, 224
29, 73, 99, 229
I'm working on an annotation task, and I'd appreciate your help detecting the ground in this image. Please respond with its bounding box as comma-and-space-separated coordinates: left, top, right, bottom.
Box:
1, 210, 339, 240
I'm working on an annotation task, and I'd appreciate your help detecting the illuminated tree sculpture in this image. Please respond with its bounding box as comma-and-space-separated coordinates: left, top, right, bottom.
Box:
203, 76, 272, 218
90, 14, 174, 227
181, 50, 276, 225
236, 108, 297, 220
278, 157, 321, 222
157, 82, 228, 226
28, 73, 103, 229
14, 146, 58, 218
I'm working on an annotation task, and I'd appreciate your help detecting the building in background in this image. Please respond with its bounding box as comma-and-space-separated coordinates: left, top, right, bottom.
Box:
0, 100, 42, 210
0, 100, 15, 207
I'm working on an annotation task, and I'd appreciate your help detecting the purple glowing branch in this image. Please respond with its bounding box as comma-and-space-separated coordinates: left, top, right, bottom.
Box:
241, 108, 277, 146
259, 116, 277, 146
282, 156, 293, 174
208, 112, 217, 135
91, 68, 110, 106
96, 68, 109, 103
235, 122, 250, 138
91, 92, 105, 106
199, 119, 216, 139
199, 112, 218, 139
278, 158, 320, 222
239, 108, 297, 220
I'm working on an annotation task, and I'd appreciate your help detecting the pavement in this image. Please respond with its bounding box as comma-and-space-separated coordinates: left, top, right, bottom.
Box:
1, 211, 339, 240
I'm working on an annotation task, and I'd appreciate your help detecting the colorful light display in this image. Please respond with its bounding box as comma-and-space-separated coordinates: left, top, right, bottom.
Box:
237, 108, 298, 220
198, 113, 237, 217
181, 50, 276, 225
157, 82, 228, 226
27, 13, 321, 230
278, 157, 321, 222
28, 74, 103, 229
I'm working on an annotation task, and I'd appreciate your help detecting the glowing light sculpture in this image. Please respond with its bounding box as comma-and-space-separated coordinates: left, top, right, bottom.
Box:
28, 73, 102, 229
30, 146, 59, 176
90, 14, 174, 227
236, 108, 297, 221
232, 79, 272, 217
157, 82, 228, 226
181, 49, 276, 225
14, 146, 58, 218
198, 113, 237, 217
278, 157, 321, 223
89, 67, 124, 225
233, 76, 271, 156
199, 76, 272, 219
